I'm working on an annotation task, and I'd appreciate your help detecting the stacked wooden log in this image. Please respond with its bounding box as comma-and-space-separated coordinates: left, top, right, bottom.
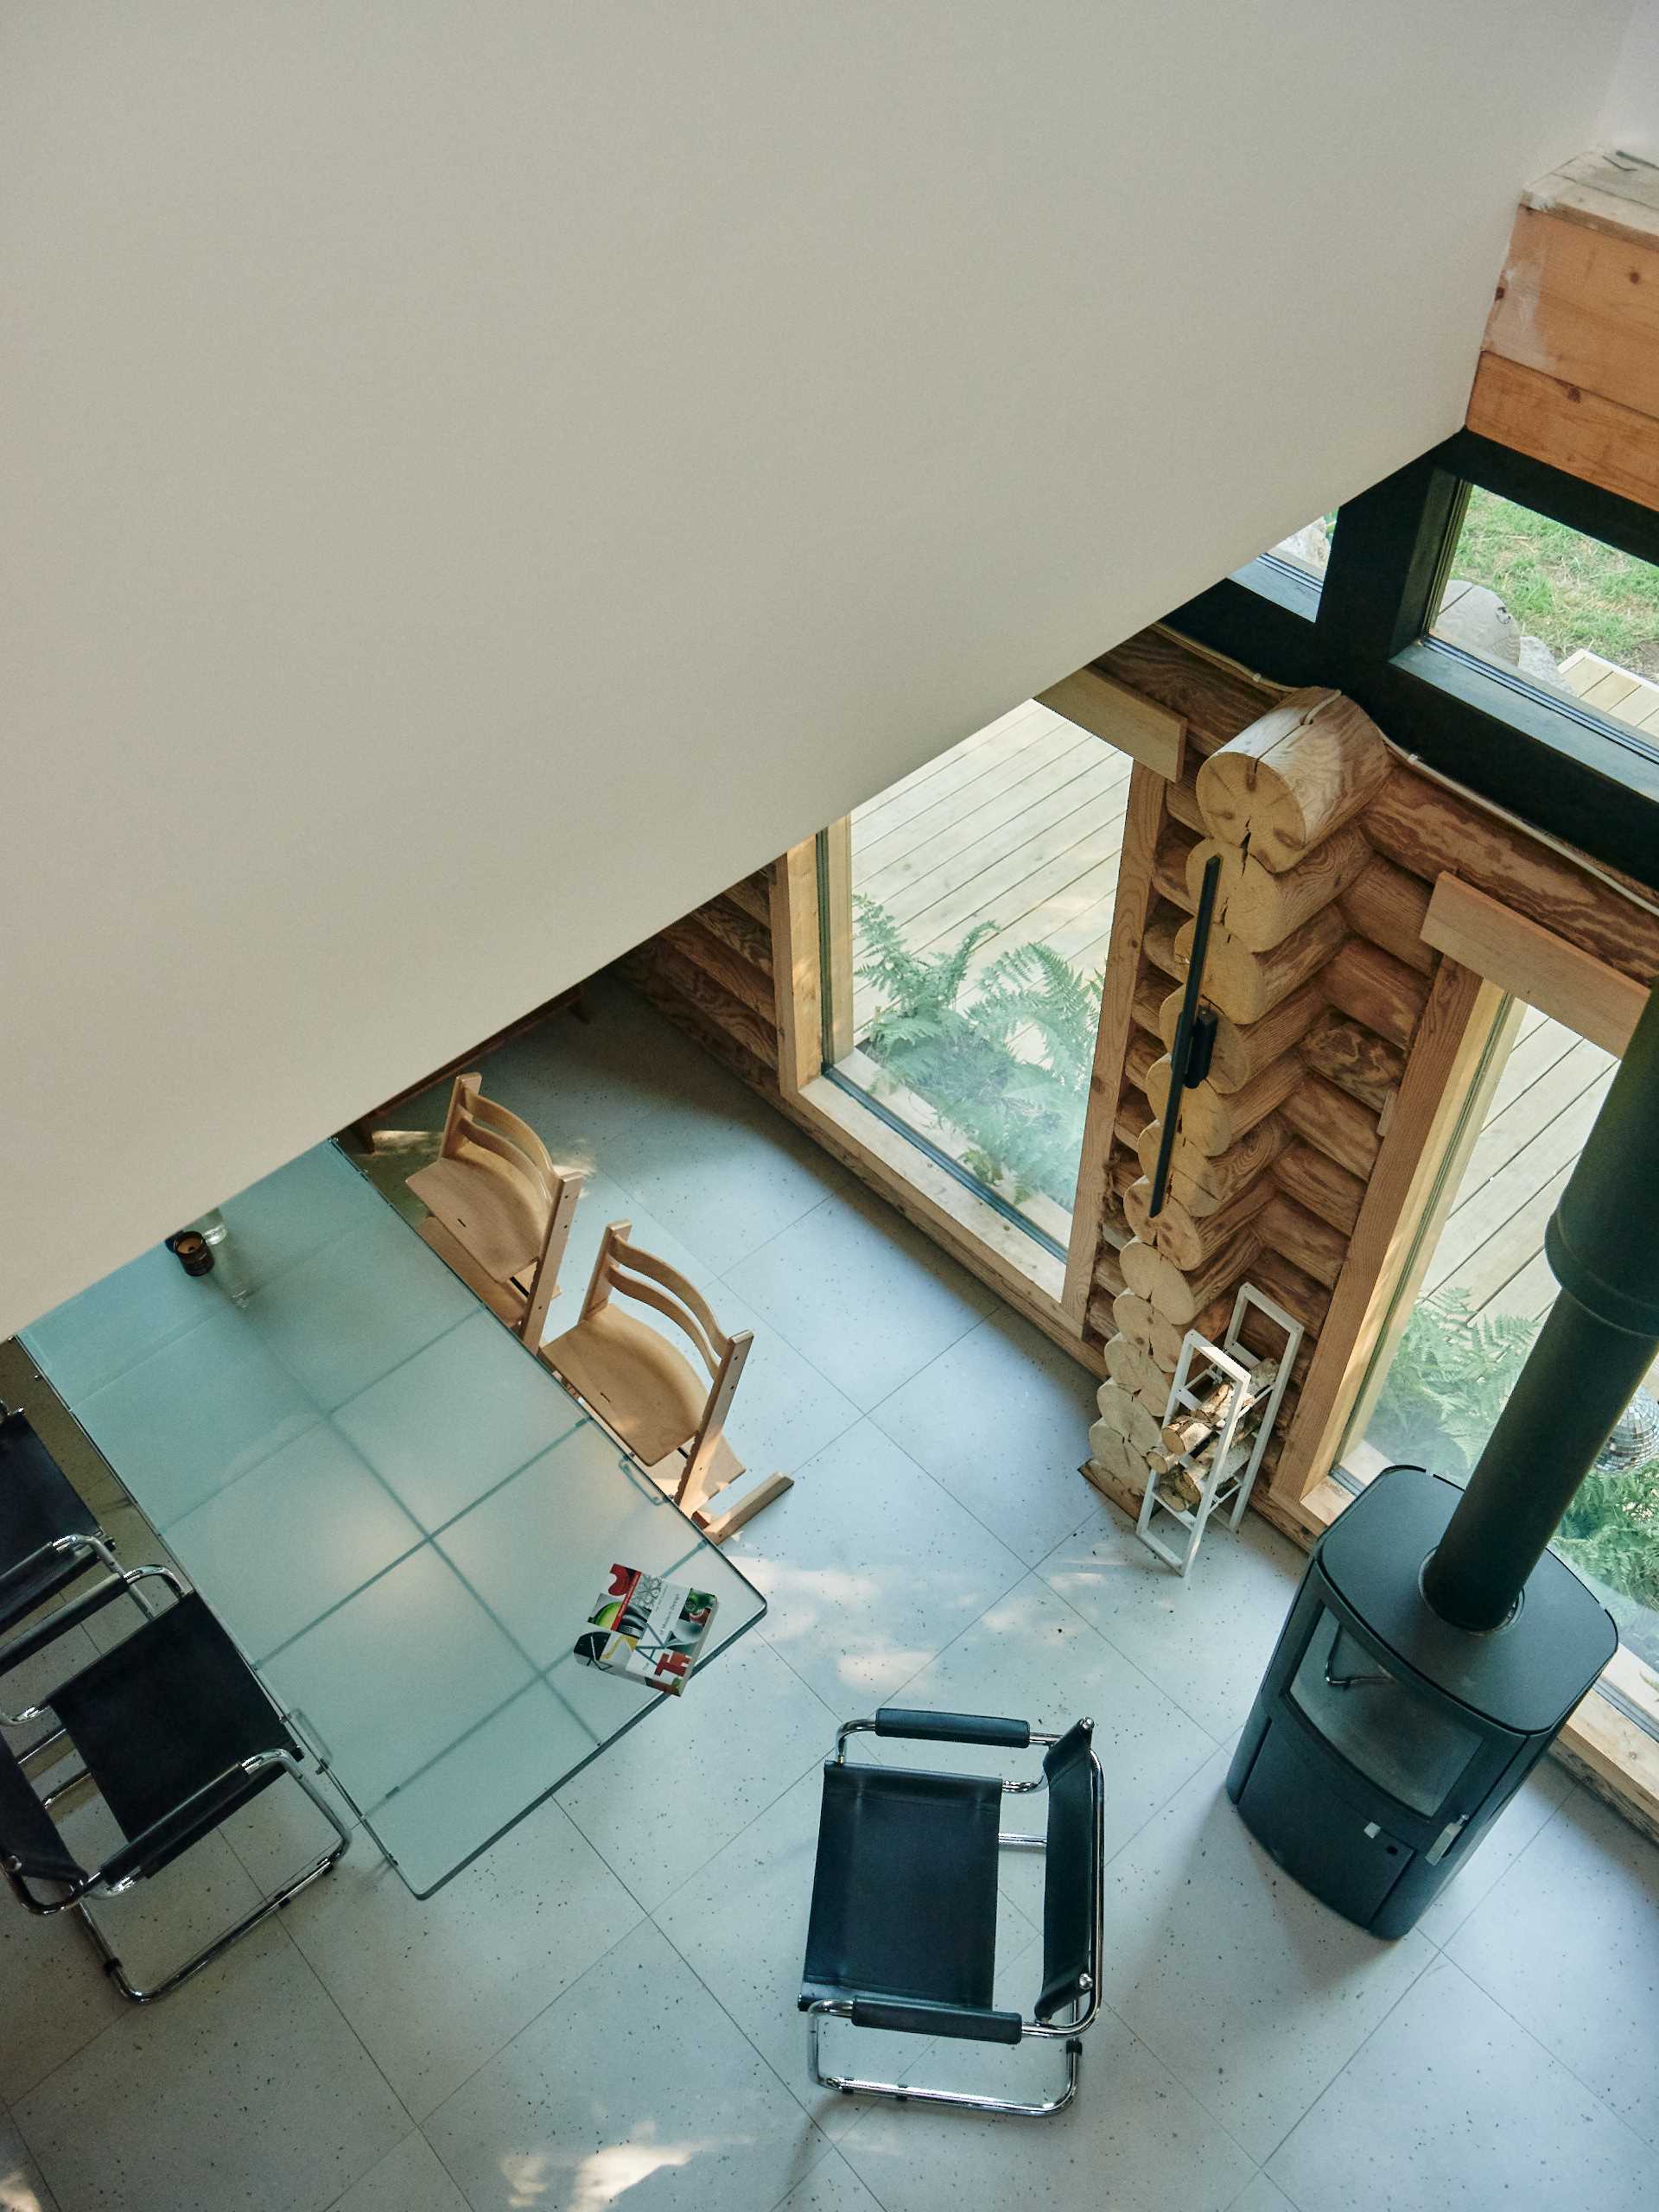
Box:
1082, 672, 1434, 1513
619, 868, 782, 1092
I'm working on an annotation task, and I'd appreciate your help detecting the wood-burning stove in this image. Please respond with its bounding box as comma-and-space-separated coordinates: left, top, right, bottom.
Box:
1230, 980, 1659, 1936
1227, 1465, 1613, 1935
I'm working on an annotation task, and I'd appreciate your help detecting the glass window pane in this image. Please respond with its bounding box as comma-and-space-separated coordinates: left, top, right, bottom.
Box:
1262, 515, 1335, 582
823, 697, 1124, 1248
1430, 490, 1659, 752
1289, 1607, 1485, 1816
1343, 1002, 1659, 1689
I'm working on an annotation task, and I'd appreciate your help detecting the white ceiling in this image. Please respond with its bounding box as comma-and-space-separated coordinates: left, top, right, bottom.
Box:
0, 1, 1637, 1332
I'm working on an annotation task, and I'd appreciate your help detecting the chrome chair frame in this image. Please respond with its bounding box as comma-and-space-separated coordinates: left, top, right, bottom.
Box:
0, 1565, 351, 2002
0, 1531, 162, 1726
806, 1713, 1106, 2119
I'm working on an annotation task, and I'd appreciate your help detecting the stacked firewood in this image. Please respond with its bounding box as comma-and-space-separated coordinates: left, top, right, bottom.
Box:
1084, 682, 1431, 1514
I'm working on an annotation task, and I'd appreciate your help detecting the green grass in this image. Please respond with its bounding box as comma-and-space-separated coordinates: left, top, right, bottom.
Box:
1448, 490, 1659, 678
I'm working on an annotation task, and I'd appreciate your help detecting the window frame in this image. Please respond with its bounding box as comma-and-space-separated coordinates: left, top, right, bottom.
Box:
772, 828, 1081, 1358
1169, 432, 1659, 881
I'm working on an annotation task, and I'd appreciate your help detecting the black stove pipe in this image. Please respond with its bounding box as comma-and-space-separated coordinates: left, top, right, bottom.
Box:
1423, 980, 1659, 1633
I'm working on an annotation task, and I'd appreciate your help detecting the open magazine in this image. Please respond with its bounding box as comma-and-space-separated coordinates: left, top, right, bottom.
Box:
574, 1563, 718, 1695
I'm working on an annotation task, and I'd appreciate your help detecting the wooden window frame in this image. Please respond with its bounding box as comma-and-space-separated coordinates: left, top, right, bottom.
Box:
766, 835, 1085, 1367
772, 690, 1178, 1372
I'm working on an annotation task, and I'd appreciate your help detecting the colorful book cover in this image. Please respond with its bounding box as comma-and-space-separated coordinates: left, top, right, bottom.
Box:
574, 1563, 718, 1695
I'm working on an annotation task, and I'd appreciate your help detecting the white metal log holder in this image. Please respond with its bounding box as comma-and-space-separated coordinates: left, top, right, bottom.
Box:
1135, 1283, 1303, 1577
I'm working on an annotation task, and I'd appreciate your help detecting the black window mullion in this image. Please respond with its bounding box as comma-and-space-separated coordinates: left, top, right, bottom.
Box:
1315, 454, 1464, 671
1165, 431, 1659, 887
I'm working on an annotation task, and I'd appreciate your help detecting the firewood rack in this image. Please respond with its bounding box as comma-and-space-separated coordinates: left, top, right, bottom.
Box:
1135, 1284, 1303, 1577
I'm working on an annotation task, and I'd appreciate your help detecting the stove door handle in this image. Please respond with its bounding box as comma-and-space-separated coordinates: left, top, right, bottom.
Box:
1426, 1815, 1468, 1866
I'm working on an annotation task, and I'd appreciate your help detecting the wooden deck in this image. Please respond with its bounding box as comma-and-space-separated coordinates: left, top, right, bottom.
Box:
850, 703, 1607, 1326
850, 700, 1131, 1036
1425, 1003, 1615, 1330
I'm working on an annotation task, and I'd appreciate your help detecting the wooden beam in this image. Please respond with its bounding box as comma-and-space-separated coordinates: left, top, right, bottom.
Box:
658, 914, 775, 1022
1559, 1645, 1659, 1850
1522, 152, 1659, 247
1484, 200, 1659, 426
1465, 352, 1659, 512
768, 840, 822, 1096
1466, 156, 1659, 512
1364, 766, 1659, 979
1422, 874, 1650, 1056
725, 870, 774, 927
1097, 627, 1278, 747
1037, 665, 1186, 781
1269, 961, 1506, 1504
1063, 764, 1167, 1324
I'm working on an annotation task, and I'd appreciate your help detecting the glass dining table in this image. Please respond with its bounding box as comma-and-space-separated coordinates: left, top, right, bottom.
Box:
18, 1141, 766, 1896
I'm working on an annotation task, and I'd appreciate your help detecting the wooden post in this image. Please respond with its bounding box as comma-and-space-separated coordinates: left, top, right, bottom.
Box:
1269, 963, 1509, 1501
770, 839, 823, 1096
820, 817, 855, 1062
1064, 764, 1167, 1325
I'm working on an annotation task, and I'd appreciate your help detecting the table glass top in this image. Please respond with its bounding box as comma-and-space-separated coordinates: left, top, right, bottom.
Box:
20, 1141, 766, 1894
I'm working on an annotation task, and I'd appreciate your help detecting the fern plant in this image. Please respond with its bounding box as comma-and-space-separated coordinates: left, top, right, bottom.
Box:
853, 896, 1102, 1207
1366, 1289, 1541, 1481
1556, 1458, 1659, 1614
1365, 1289, 1659, 1659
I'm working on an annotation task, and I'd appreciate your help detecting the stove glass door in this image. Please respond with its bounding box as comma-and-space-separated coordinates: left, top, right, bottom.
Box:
1288, 1606, 1485, 1818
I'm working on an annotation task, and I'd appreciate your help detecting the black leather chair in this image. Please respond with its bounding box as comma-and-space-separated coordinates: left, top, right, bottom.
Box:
800, 1707, 1104, 2117
0, 1408, 131, 1721
0, 1568, 350, 2001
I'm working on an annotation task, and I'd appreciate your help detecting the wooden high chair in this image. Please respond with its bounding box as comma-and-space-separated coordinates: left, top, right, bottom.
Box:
543, 1222, 791, 1542
407, 1072, 588, 1348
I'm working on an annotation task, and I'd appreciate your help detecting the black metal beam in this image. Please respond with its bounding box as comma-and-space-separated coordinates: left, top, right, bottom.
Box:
1316, 454, 1465, 670
1435, 429, 1659, 568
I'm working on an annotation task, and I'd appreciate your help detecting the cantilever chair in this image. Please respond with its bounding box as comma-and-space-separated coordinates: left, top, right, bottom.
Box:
408, 1071, 589, 1347
0, 1407, 148, 1725
543, 1220, 791, 1541
800, 1707, 1104, 2117
0, 1567, 349, 2002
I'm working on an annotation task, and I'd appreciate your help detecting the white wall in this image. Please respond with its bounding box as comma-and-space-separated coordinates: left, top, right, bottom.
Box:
0, 3, 1630, 1334
1597, 0, 1659, 161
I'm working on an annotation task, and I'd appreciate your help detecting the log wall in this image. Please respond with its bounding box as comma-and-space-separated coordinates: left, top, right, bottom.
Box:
1080, 662, 1416, 1513
617, 868, 785, 1093
1080, 624, 1659, 1531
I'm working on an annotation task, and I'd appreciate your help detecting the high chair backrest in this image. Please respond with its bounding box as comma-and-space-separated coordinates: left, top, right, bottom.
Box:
438, 1073, 563, 1218
422, 1072, 588, 1344
581, 1223, 736, 1382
